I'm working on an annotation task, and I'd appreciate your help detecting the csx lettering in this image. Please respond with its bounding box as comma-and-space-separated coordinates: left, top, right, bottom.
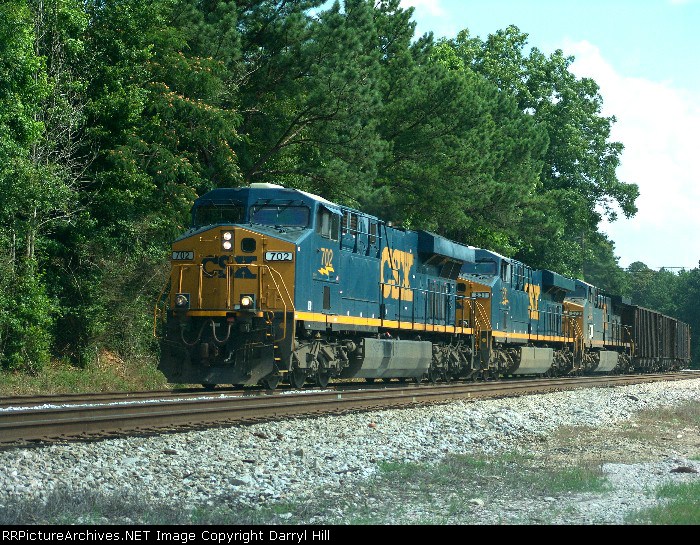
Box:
201, 255, 257, 279
525, 283, 541, 320
381, 247, 413, 301
318, 248, 334, 275
233, 255, 257, 278
202, 255, 230, 278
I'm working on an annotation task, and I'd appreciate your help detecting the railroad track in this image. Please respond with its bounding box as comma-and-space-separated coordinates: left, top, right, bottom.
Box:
1, 371, 697, 447
0, 380, 452, 408
0, 387, 239, 409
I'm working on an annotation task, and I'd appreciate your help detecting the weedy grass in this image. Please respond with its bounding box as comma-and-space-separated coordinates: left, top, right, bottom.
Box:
626, 481, 700, 525
0, 487, 306, 525
538, 466, 611, 495
0, 488, 183, 525
291, 453, 609, 524
619, 401, 700, 441
0, 454, 608, 525
0, 353, 168, 396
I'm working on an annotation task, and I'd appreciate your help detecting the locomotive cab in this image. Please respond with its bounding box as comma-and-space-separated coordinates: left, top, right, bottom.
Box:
159, 184, 312, 388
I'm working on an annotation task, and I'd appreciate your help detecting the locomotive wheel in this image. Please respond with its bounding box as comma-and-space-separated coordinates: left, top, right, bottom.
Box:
315, 356, 332, 388
288, 368, 306, 389
486, 370, 501, 381
316, 371, 330, 388
261, 374, 281, 390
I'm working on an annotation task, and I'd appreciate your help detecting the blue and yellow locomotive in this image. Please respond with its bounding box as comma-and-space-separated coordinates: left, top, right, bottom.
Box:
156, 183, 691, 388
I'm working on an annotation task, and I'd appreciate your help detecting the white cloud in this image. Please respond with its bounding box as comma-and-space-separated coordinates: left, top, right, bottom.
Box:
562, 39, 700, 270
400, 0, 446, 16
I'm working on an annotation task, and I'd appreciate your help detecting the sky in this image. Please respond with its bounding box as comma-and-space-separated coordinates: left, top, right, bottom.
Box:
400, 0, 700, 271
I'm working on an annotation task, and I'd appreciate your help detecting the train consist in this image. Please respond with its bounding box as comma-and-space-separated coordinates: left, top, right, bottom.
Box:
156, 183, 691, 388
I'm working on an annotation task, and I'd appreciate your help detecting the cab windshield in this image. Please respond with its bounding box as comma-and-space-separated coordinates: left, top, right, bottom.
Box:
193, 204, 246, 228
462, 260, 498, 276
250, 205, 310, 227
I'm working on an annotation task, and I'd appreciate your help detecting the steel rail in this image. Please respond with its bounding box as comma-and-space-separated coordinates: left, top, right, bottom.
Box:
0, 388, 240, 409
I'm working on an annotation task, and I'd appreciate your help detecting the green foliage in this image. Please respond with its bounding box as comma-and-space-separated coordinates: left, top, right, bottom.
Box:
0, 1, 46, 160
82, 0, 213, 243
0, 0, 49, 248
0, 259, 55, 373
626, 261, 679, 315
442, 25, 638, 274
234, 0, 384, 202
0, 1, 65, 371
582, 232, 629, 295
48, 219, 112, 366
675, 267, 700, 366
5, 0, 690, 374
359, 2, 548, 255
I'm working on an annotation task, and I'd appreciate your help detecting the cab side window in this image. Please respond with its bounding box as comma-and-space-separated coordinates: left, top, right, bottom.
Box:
500, 261, 511, 283
316, 209, 339, 241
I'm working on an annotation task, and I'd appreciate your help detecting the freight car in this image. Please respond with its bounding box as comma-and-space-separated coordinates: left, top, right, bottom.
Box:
155, 183, 691, 388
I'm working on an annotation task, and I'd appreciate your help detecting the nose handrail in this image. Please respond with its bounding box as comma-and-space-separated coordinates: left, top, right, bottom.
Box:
223, 263, 295, 343
154, 261, 296, 343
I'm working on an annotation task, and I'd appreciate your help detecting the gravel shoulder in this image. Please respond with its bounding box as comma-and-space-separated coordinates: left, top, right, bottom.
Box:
0, 377, 698, 525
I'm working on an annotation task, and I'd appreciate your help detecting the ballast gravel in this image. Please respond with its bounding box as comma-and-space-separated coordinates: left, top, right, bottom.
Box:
0, 377, 699, 525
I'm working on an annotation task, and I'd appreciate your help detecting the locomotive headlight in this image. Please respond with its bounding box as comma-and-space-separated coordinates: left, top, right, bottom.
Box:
174, 293, 190, 308
221, 231, 233, 251
240, 295, 254, 308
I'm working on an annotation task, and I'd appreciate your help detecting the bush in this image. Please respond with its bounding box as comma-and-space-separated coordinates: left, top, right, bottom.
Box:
0, 259, 55, 373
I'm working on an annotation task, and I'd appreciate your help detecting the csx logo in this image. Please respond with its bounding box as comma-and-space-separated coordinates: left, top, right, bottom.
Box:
525, 283, 541, 320
202, 255, 257, 279
381, 247, 413, 301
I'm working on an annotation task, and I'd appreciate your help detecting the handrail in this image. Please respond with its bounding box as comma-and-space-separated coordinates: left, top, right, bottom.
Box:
162, 262, 295, 345
224, 263, 295, 344
474, 299, 491, 331
152, 277, 171, 338
571, 316, 585, 369
173, 263, 203, 308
